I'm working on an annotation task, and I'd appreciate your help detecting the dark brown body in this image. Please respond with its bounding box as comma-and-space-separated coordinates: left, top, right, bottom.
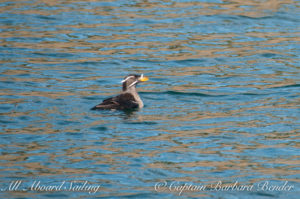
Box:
91, 93, 139, 110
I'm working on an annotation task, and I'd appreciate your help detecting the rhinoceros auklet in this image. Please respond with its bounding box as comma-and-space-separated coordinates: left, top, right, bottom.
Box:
91, 74, 149, 110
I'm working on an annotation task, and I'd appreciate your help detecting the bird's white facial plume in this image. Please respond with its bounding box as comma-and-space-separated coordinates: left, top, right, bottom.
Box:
121, 74, 149, 91
121, 75, 138, 91
128, 80, 138, 88
121, 75, 134, 83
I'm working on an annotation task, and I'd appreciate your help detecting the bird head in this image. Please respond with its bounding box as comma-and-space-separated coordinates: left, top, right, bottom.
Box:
121, 74, 149, 91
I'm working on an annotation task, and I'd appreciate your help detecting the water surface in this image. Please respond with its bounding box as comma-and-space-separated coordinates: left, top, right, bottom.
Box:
0, 0, 299, 198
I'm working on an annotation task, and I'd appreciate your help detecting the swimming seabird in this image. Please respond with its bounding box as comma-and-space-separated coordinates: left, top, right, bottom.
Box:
91, 74, 149, 110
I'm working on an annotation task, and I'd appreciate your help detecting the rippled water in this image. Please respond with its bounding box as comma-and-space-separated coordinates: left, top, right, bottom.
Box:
1, 0, 300, 198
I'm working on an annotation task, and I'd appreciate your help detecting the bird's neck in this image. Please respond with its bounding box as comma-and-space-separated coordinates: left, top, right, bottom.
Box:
126, 85, 137, 93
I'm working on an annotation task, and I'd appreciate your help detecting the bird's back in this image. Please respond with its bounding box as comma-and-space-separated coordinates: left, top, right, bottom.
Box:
91, 93, 139, 110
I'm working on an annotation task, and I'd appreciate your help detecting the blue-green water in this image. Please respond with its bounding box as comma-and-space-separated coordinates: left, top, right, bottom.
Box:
0, 0, 299, 198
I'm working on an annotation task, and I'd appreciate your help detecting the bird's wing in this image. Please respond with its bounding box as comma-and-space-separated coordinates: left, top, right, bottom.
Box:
91, 93, 138, 110
90, 97, 119, 110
